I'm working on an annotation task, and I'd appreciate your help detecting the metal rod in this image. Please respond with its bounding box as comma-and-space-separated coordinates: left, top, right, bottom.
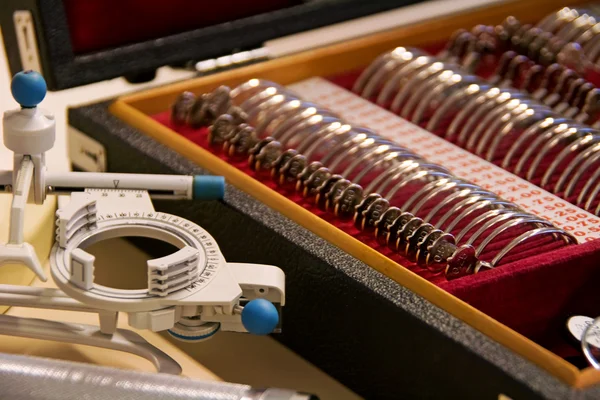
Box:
0, 351, 317, 400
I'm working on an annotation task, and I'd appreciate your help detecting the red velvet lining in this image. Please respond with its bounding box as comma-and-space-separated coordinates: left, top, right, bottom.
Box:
147, 40, 600, 364
152, 109, 600, 361
324, 67, 600, 359
64, 0, 300, 54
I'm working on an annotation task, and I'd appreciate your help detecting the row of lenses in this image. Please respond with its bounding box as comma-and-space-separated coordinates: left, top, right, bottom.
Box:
355, 47, 600, 215
170, 80, 576, 279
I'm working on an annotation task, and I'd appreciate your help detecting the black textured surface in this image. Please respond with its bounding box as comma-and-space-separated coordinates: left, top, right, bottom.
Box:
67, 101, 600, 399
2, 0, 422, 90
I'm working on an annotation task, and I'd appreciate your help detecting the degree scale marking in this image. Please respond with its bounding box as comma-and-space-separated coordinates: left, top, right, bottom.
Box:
58, 209, 223, 297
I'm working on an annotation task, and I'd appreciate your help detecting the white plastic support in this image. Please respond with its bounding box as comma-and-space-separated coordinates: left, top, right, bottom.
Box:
0, 99, 56, 281
8, 157, 33, 244
0, 157, 47, 281
0, 284, 97, 312
148, 246, 200, 297
47, 172, 194, 199
30, 153, 46, 204
128, 308, 178, 332
0, 314, 182, 374
3, 107, 55, 156
228, 263, 286, 305
98, 310, 118, 335
70, 248, 95, 290
3, 106, 55, 205
56, 193, 97, 248
0, 243, 45, 281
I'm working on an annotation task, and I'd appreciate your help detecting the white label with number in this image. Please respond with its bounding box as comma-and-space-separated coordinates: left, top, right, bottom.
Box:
288, 78, 600, 243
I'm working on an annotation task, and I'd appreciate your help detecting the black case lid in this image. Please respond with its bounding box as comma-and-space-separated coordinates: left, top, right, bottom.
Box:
1, 0, 423, 90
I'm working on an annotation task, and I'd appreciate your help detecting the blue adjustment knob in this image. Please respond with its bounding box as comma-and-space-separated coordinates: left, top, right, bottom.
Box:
241, 299, 279, 335
11, 70, 47, 108
193, 175, 225, 200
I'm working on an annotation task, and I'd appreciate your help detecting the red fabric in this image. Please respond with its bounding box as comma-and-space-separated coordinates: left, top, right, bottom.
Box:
152, 110, 600, 359
148, 43, 600, 361
322, 67, 600, 358
63, 0, 300, 54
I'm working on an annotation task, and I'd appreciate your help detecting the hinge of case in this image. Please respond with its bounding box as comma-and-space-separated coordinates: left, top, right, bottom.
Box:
194, 47, 270, 75
13, 10, 42, 72
68, 127, 107, 173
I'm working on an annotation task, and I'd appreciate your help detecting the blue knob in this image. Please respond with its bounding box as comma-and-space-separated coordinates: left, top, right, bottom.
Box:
193, 175, 225, 200
11, 71, 47, 108
241, 299, 279, 335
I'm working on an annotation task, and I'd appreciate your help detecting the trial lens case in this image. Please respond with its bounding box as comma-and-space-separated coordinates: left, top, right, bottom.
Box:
3, 0, 600, 398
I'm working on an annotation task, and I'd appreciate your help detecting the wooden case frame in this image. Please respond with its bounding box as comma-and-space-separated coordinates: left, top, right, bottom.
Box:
108, 0, 599, 391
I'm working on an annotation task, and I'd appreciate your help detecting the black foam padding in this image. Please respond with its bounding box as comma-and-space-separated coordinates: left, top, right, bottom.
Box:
68, 101, 600, 399
2, 0, 423, 90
